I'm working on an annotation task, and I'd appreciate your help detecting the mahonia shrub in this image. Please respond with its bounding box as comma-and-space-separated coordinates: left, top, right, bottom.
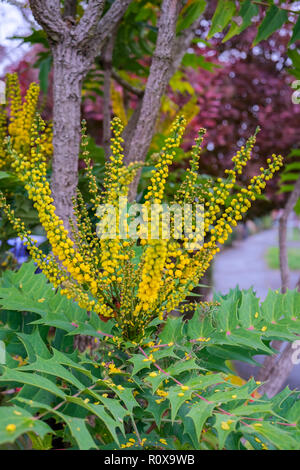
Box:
2, 78, 300, 451
0, 78, 283, 341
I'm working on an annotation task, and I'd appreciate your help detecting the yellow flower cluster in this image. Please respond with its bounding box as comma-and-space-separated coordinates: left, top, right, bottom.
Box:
0, 77, 284, 341
0, 73, 53, 170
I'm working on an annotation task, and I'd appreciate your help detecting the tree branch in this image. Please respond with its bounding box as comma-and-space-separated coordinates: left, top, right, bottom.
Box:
111, 70, 144, 97
124, 0, 181, 200
29, 0, 66, 41
168, 16, 200, 79
123, 1, 204, 200
74, 0, 105, 46
94, 0, 133, 50
102, 31, 118, 159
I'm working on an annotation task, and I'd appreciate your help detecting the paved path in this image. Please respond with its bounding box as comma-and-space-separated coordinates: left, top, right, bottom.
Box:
213, 227, 299, 299
213, 226, 300, 390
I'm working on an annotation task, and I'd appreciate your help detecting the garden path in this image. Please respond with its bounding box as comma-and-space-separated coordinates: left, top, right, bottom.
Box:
213, 225, 300, 390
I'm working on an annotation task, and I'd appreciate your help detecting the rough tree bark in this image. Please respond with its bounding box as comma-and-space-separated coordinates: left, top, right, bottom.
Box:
257, 175, 300, 397
124, 0, 180, 172
123, 0, 202, 201
29, 0, 132, 228
102, 31, 118, 159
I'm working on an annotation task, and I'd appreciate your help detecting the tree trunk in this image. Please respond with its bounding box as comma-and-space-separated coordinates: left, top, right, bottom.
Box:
124, 0, 180, 200
51, 44, 84, 230
257, 342, 295, 397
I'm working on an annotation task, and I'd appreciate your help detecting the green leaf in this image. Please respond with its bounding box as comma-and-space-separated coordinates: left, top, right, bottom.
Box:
0, 368, 66, 399
290, 14, 300, 44
181, 53, 219, 72
176, 0, 206, 33
254, 5, 288, 45
129, 354, 152, 375
145, 393, 169, 428
231, 403, 273, 416
159, 316, 183, 344
214, 413, 237, 449
239, 291, 259, 329
206, 382, 252, 404
18, 356, 85, 391
0, 406, 52, 445
186, 401, 215, 441
63, 416, 97, 450
168, 386, 194, 423
144, 370, 166, 393
13, 397, 98, 449
240, 422, 299, 450
37, 56, 52, 94
0, 171, 14, 181
166, 358, 200, 377
208, 0, 236, 38
223, 0, 259, 42
17, 328, 51, 362
66, 396, 123, 445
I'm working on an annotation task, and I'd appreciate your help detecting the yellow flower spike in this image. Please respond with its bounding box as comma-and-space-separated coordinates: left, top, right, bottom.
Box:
0, 85, 283, 341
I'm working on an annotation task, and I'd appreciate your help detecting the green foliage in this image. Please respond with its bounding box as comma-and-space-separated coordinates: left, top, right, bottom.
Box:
290, 14, 300, 44
0, 262, 300, 450
253, 4, 288, 46
176, 0, 206, 33
210, 0, 299, 49
222, 0, 259, 42
208, 0, 237, 39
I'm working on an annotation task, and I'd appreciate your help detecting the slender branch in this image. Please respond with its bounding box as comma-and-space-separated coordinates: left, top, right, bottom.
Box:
102, 32, 117, 159
112, 70, 144, 97
252, 1, 300, 14
74, 0, 105, 46
94, 0, 133, 50
124, 0, 181, 199
124, 3, 203, 200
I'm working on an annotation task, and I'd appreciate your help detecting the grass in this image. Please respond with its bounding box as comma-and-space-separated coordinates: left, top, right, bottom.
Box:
266, 246, 300, 271
290, 227, 300, 242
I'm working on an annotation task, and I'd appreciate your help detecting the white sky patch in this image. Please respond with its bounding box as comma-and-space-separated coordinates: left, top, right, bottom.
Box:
0, 2, 32, 74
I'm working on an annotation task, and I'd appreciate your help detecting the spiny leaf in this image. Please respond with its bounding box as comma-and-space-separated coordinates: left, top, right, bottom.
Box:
0, 405, 52, 446
208, 0, 236, 38
186, 401, 215, 441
